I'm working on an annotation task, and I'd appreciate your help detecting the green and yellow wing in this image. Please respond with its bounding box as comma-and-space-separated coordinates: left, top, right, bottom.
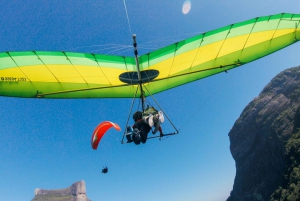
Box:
0, 13, 299, 98
0, 51, 137, 98
139, 13, 300, 95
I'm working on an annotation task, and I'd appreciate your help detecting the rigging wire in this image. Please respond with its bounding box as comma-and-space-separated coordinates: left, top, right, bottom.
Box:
65, 43, 132, 56
68, 44, 129, 50
177, 66, 300, 132
143, 85, 179, 134
63, 0, 135, 55
177, 70, 237, 131
139, 31, 204, 47
123, 0, 133, 36
90, 45, 131, 52
121, 86, 140, 143
105, 45, 133, 55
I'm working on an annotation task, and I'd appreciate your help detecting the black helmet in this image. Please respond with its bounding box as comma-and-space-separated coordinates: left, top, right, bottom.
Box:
133, 111, 142, 121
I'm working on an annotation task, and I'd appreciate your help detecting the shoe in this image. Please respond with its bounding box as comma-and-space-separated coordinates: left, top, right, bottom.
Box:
158, 111, 164, 123
148, 114, 154, 127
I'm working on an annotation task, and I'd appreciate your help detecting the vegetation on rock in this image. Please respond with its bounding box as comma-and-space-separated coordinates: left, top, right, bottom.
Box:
270, 106, 300, 201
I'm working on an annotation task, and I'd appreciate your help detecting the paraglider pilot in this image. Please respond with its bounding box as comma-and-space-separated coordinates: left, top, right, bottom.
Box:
102, 166, 108, 173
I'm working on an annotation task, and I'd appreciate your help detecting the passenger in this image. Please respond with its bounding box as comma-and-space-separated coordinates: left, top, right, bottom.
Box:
142, 106, 164, 137
126, 107, 164, 145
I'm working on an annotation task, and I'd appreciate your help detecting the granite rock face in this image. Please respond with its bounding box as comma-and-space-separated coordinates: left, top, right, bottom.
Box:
227, 66, 300, 201
32, 180, 90, 201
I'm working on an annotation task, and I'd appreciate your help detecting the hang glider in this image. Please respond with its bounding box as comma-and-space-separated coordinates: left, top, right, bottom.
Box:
0, 13, 299, 98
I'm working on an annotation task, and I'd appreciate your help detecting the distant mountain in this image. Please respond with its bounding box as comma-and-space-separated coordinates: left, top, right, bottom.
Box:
31, 180, 91, 201
226, 66, 300, 201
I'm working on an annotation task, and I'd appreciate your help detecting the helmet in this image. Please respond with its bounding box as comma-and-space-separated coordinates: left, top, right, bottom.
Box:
133, 111, 142, 122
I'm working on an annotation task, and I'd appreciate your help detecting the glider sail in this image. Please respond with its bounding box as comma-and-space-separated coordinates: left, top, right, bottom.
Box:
91, 121, 121, 150
0, 13, 299, 98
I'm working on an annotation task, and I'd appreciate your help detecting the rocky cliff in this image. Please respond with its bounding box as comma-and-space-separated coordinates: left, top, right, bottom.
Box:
227, 66, 300, 201
31, 180, 90, 201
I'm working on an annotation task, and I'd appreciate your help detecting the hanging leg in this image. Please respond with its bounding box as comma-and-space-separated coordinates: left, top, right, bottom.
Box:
126, 126, 133, 143
132, 128, 141, 145
140, 124, 151, 144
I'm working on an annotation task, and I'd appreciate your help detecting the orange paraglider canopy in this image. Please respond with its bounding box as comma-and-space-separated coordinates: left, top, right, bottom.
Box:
91, 121, 121, 150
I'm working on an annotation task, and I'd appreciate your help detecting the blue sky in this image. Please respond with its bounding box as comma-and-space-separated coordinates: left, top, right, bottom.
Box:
0, 1, 300, 201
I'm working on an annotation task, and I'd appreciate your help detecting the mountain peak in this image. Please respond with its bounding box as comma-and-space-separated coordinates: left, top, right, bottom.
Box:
32, 180, 90, 201
227, 65, 300, 201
